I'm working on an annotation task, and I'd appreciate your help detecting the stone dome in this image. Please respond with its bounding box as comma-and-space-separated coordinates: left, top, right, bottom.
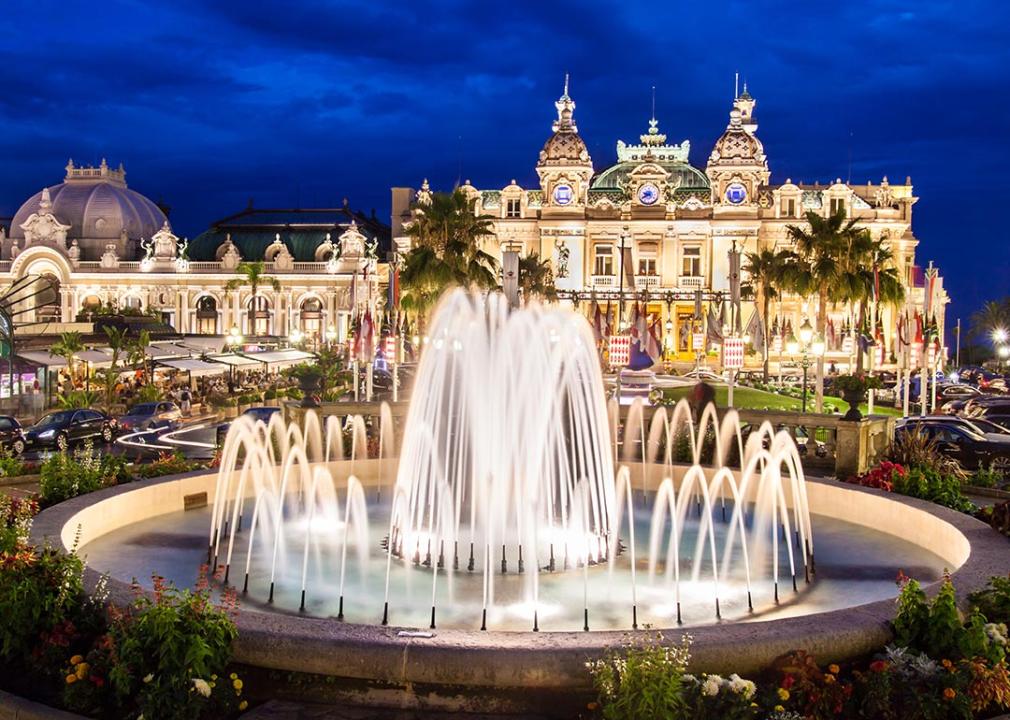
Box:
709, 110, 765, 164
10, 160, 166, 243
539, 131, 591, 166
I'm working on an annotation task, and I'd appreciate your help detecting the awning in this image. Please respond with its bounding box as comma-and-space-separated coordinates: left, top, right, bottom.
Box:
17, 351, 68, 368
207, 353, 262, 368
242, 349, 316, 370
158, 358, 228, 377
176, 336, 226, 354
146, 343, 188, 360
78, 350, 115, 369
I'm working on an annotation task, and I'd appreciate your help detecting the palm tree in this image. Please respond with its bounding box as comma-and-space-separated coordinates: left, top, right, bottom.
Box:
850, 238, 905, 372
787, 209, 867, 411
970, 299, 1010, 343
518, 253, 558, 303
744, 247, 799, 381
400, 189, 499, 329
51, 331, 84, 384
127, 330, 152, 385
226, 261, 282, 335
100, 326, 129, 408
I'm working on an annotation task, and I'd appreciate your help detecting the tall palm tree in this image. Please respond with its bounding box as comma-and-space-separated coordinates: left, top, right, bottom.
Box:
226, 261, 282, 335
744, 247, 800, 381
787, 209, 867, 411
850, 238, 905, 372
51, 331, 84, 383
400, 189, 499, 329
127, 330, 152, 385
100, 326, 129, 408
518, 253, 558, 303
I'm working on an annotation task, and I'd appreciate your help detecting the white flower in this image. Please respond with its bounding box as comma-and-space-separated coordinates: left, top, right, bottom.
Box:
192, 678, 212, 698
701, 675, 721, 696
682, 673, 697, 684
727, 673, 756, 699
142, 673, 153, 684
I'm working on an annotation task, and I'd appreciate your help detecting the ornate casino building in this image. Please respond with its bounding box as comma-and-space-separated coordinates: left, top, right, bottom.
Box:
393, 82, 949, 368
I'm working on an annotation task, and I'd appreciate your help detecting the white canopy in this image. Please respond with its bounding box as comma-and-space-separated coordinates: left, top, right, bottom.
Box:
207, 353, 261, 368
77, 350, 115, 369
243, 349, 316, 370
158, 358, 228, 377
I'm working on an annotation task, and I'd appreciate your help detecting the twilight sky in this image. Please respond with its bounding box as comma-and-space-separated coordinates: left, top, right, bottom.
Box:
0, 0, 1006, 327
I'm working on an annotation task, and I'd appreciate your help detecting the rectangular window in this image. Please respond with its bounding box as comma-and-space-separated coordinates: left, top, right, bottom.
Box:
506, 199, 521, 218
638, 256, 657, 276
594, 246, 614, 276
681, 246, 701, 277
830, 198, 845, 215
782, 198, 795, 217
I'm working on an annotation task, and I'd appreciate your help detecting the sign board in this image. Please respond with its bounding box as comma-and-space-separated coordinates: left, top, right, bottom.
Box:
383, 335, 397, 358
910, 342, 922, 369
692, 332, 705, 351
875, 343, 885, 367
842, 335, 854, 354
608, 335, 631, 367
722, 338, 745, 370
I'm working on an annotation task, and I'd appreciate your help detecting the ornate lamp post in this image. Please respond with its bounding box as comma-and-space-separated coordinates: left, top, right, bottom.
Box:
788, 318, 825, 414
226, 326, 243, 389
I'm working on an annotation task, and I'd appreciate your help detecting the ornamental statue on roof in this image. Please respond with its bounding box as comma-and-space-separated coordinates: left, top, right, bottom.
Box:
19, 187, 71, 249
151, 221, 179, 260
339, 220, 366, 259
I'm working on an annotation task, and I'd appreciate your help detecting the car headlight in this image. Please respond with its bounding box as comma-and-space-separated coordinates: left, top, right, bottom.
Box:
37, 429, 55, 439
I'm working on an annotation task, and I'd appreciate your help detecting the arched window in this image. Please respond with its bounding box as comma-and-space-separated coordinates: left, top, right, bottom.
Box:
300, 297, 323, 341
38, 274, 60, 322
245, 295, 271, 336
195, 296, 218, 335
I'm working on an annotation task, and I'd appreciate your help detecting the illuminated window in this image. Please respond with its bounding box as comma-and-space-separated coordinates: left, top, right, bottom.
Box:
830, 198, 845, 215
782, 198, 795, 217
506, 199, 521, 218
681, 246, 701, 277
594, 245, 614, 276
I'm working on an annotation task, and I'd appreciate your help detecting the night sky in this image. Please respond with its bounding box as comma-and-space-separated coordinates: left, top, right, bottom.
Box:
1, 1, 1006, 327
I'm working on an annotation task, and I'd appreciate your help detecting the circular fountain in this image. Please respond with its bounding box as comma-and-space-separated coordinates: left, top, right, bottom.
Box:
30, 289, 1008, 713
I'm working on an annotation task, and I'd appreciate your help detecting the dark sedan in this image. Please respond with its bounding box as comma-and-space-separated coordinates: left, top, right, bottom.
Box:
117, 401, 182, 433
0, 415, 26, 455
24, 409, 116, 451
896, 419, 1010, 474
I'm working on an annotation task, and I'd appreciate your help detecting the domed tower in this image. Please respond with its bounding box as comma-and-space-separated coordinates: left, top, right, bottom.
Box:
9, 159, 167, 261
536, 76, 594, 213
706, 86, 770, 212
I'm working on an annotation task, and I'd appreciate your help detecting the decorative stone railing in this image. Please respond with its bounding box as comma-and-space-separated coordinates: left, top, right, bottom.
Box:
679, 276, 704, 290
634, 275, 661, 289
590, 274, 616, 288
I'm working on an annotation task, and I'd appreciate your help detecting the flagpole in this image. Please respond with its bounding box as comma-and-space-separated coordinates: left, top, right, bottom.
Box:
955, 318, 961, 368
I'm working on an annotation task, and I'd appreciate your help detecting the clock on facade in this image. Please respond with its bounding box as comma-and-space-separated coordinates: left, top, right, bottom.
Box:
637, 183, 660, 205
553, 184, 574, 206
725, 182, 748, 205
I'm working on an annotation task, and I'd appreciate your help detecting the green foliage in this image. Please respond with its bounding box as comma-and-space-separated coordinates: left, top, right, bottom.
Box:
0, 445, 26, 478
832, 373, 883, 394
0, 494, 37, 554
894, 575, 1004, 663
518, 252, 558, 302
970, 463, 1002, 489
135, 383, 162, 404
892, 465, 975, 512
0, 544, 84, 662
132, 452, 203, 479
56, 389, 101, 410
587, 634, 690, 720
39, 444, 128, 506
887, 428, 967, 481
109, 573, 240, 720
970, 575, 1010, 626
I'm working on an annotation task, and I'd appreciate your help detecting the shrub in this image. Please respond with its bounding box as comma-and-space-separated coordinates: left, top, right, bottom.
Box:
39, 444, 126, 506
970, 575, 1010, 626
109, 570, 243, 720
133, 452, 202, 479
0, 544, 84, 662
971, 464, 1002, 489
263, 388, 277, 400
0, 495, 37, 553
0, 446, 27, 478
588, 634, 691, 720
894, 466, 975, 513
887, 428, 967, 481
847, 460, 906, 492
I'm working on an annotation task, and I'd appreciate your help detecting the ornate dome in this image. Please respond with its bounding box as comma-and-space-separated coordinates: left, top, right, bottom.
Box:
10, 160, 166, 242
537, 76, 592, 168
539, 131, 590, 166
592, 161, 710, 190
709, 110, 765, 164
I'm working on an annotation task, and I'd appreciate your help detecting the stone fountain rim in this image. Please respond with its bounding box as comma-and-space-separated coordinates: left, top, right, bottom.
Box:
30, 468, 1010, 690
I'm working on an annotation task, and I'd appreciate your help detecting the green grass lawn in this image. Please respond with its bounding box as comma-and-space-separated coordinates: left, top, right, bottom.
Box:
661, 385, 903, 417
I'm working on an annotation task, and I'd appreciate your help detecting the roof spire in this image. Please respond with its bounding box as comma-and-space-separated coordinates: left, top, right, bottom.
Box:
651, 85, 656, 123
563, 72, 569, 98
553, 75, 577, 133
734, 72, 739, 99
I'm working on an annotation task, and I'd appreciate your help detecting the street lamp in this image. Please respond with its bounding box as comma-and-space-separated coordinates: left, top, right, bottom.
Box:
790, 318, 824, 413
289, 329, 304, 347
325, 325, 337, 348
226, 326, 243, 389
999, 345, 1009, 372
994, 328, 1008, 345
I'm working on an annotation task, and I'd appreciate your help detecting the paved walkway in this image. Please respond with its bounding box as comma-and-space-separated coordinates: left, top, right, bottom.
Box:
243, 701, 554, 720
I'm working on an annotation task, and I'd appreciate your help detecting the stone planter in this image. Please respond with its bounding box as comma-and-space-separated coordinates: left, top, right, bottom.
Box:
220, 405, 239, 419
0, 473, 41, 488
298, 374, 322, 408
841, 389, 864, 421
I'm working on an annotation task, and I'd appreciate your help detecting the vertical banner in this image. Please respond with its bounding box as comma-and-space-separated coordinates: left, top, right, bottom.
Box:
608, 335, 632, 367
503, 250, 519, 308
722, 337, 745, 370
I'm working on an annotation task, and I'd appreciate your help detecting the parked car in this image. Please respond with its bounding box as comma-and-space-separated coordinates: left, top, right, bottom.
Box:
897, 415, 1010, 444
680, 368, 725, 383
896, 418, 1010, 474
0, 415, 26, 455
117, 401, 183, 433
217, 406, 281, 445
24, 409, 116, 451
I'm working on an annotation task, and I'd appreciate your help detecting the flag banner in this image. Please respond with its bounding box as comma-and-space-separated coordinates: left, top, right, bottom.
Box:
645, 318, 662, 362
706, 305, 723, 347
609, 335, 632, 367
592, 302, 604, 343
722, 337, 745, 370
745, 310, 765, 355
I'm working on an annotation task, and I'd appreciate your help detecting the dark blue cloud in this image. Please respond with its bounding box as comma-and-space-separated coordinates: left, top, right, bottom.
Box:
0, 0, 1006, 325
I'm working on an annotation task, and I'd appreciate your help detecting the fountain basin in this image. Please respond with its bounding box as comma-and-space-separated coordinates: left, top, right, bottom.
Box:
29, 462, 1009, 714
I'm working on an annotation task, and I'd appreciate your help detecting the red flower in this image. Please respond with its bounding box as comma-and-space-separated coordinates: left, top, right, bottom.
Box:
869, 660, 888, 672
781, 674, 795, 690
